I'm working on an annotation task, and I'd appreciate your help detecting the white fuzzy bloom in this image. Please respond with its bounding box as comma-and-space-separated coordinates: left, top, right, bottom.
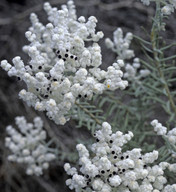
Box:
92, 179, 104, 190
141, 0, 176, 15
151, 119, 176, 157
105, 28, 134, 60
109, 175, 122, 187
143, 150, 158, 164
163, 184, 176, 192
151, 119, 167, 135
162, 5, 174, 15
0, 1, 128, 125
124, 57, 150, 82
140, 69, 150, 77
5, 116, 56, 176
105, 27, 150, 82
64, 122, 175, 192
167, 128, 176, 145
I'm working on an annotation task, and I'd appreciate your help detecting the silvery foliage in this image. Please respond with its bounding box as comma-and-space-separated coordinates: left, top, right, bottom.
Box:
64, 122, 176, 192
141, 0, 176, 15
0, 0, 128, 125
5, 116, 56, 176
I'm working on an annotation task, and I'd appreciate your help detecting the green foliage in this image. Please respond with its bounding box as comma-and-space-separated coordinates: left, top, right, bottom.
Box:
68, 1, 176, 167
69, 101, 105, 133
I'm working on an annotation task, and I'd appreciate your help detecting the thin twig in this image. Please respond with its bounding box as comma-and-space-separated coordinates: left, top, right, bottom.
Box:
75, 101, 102, 125
151, 2, 176, 116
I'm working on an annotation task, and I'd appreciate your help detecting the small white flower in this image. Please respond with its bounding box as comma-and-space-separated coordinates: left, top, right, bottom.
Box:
0, 1, 127, 125
105, 27, 150, 82
161, 5, 174, 15
151, 119, 167, 136
64, 122, 174, 192
151, 119, 176, 148
5, 116, 56, 176
109, 175, 122, 187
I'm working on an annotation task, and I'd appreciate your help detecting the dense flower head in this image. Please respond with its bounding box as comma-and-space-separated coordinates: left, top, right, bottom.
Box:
151, 119, 167, 136
64, 122, 175, 192
0, 0, 128, 125
151, 119, 176, 158
105, 28, 150, 82
5, 116, 56, 176
124, 58, 150, 81
105, 28, 134, 60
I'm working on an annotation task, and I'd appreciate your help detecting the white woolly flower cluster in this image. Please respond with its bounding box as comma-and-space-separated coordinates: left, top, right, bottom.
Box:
140, 0, 176, 15
0, 1, 128, 125
105, 28, 150, 82
151, 119, 167, 136
151, 119, 176, 158
124, 58, 150, 81
105, 28, 134, 60
64, 122, 175, 192
5, 116, 56, 176
161, 1, 176, 15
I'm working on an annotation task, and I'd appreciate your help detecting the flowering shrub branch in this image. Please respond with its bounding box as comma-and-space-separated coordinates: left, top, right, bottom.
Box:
64, 122, 176, 192
151, 119, 176, 159
5, 116, 56, 176
0, 0, 176, 191
0, 0, 127, 125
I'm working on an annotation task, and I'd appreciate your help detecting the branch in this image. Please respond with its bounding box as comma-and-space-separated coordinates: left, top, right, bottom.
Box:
151, 2, 176, 116
75, 101, 102, 125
